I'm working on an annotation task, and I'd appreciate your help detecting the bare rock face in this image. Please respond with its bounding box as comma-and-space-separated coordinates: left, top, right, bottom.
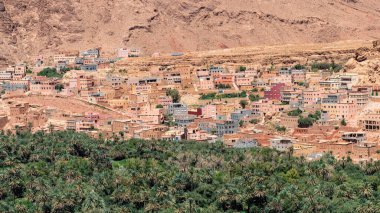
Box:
0, 2, 5, 12
355, 47, 369, 62
0, 0, 380, 64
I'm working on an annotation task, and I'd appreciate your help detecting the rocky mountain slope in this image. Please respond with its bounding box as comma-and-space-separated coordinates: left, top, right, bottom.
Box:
1, 0, 380, 65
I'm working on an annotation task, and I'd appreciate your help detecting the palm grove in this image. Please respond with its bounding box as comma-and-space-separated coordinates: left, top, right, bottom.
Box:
0, 131, 380, 212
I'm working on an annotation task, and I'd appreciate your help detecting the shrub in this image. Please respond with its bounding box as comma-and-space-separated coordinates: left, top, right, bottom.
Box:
287, 109, 302, 117
293, 64, 305, 70
38, 67, 63, 78
249, 94, 260, 102
239, 66, 247, 72
298, 117, 314, 128
239, 100, 248, 109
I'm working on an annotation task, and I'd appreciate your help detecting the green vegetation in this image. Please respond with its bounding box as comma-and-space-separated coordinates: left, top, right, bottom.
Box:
0, 131, 380, 212
216, 83, 231, 89
298, 111, 321, 128
239, 66, 247, 72
156, 104, 164, 109
297, 81, 305, 86
37, 68, 63, 78
239, 120, 244, 127
200, 93, 218, 100
298, 116, 314, 128
251, 88, 258, 92
311, 62, 343, 72
341, 119, 347, 126
275, 125, 287, 132
293, 64, 305, 70
287, 108, 303, 117
249, 94, 261, 102
166, 88, 181, 103
60, 67, 72, 72
55, 84, 64, 92
239, 100, 248, 109
200, 91, 247, 100
26, 69, 33, 74
249, 119, 260, 124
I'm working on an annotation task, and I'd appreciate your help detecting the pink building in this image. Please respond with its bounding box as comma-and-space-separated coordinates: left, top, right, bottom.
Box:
252, 99, 289, 116
264, 83, 285, 100
244, 69, 258, 77
198, 77, 215, 90
202, 104, 217, 119
214, 74, 235, 86
186, 125, 209, 142
30, 78, 58, 95
157, 96, 173, 106
85, 112, 100, 124
235, 76, 253, 87
138, 107, 164, 124
196, 69, 210, 78
303, 88, 322, 105
270, 75, 292, 86
76, 120, 95, 132
132, 84, 152, 94
291, 70, 306, 83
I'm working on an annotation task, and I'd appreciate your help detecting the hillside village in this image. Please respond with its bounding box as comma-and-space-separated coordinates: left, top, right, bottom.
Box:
1, 43, 380, 163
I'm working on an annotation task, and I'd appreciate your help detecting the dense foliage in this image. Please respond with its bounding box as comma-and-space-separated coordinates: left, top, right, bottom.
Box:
37, 68, 63, 78
249, 94, 261, 102
0, 131, 380, 212
200, 91, 247, 100
292, 64, 305, 70
216, 84, 231, 89
311, 62, 342, 72
166, 88, 181, 103
298, 111, 321, 128
288, 109, 303, 117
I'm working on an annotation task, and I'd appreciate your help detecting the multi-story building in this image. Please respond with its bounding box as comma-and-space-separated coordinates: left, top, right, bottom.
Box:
230, 109, 255, 121
235, 74, 253, 87
30, 78, 58, 95
198, 77, 215, 90
167, 103, 188, 116
54, 54, 77, 64
215, 120, 239, 137
2, 80, 29, 92
131, 84, 152, 94
216, 103, 237, 117
321, 98, 358, 121
348, 91, 369, 107
209, 66, 224, 76
157, 96, 173, 107
264, 83, 285, 100
214, 74, 234, 86
270, 138, 293, 152
81, 64, 98, 72
359, 110, 380, 132
202, 104, 217, 119
291, 69, 306, 83
175, 114, 196, 126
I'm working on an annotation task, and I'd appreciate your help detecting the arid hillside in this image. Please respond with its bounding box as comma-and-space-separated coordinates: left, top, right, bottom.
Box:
1, 0, 380, 64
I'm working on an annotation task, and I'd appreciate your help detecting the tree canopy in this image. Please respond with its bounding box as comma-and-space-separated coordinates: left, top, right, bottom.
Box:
0, 131, 379, 212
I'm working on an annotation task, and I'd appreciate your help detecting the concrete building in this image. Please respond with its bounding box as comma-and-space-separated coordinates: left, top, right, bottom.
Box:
230, 109, 255, 121
359, 110, 380, 132
215, 120, 238, 137
167, 103, 188, 116
270, 138, 293, 152
264, 83, 285, 100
